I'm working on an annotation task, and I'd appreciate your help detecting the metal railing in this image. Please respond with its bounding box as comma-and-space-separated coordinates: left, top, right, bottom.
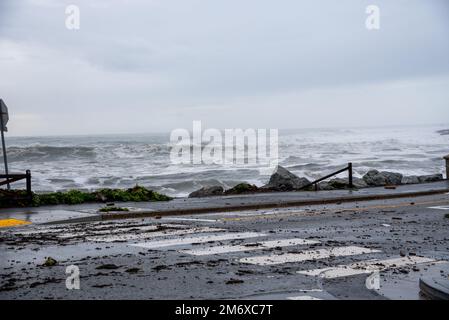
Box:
0, 170, 32, 201
298, 163, 353, 191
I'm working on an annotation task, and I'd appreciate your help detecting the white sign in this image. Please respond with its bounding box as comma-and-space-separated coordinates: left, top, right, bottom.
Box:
0, 99, 8, 132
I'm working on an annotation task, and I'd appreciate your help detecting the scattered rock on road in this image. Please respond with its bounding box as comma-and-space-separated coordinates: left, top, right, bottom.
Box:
43, 257, 57, 267
125, 268, 141, 273
226, 278, 244, 285
96, 264, 120, 270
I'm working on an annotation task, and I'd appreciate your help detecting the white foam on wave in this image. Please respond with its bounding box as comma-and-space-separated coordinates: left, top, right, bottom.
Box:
7, 125, 449, 196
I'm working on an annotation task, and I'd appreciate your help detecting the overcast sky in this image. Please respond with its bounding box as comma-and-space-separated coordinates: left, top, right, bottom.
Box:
0, 0, 448, 136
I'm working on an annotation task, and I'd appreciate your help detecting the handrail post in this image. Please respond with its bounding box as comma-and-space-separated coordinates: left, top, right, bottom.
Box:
444, 155, 449, 180
0, 115, 9, 190
348, 162, 353, 188
26, 170, 32, 202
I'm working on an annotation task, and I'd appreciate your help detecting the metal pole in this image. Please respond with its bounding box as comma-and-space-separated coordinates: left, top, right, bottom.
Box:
0, 114, 9, 190
444, 155, 449, 180
348, 162, 353, 188
26, 170, 32, 201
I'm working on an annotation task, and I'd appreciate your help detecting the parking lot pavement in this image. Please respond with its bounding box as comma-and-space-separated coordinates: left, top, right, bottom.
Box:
1, 193, 449, 300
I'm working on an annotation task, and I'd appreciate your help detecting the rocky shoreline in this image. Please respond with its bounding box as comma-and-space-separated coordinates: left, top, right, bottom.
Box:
189, 166, 444, 198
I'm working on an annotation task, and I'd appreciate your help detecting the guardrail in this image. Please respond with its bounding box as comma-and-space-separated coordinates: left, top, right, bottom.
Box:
0, 170, 32, 201
298, 163, 353, 191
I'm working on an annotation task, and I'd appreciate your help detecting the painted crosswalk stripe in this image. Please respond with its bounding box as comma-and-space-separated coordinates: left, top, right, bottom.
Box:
87, 227, 224, 243
13, 227, 66, 235
239, 246, 381, 266
181, 238, 320, 256
17, 223, 187, 237
297, 256, 436, 278
58, 224, 163, 239
428, 206, 449, 210
131, 232, 266, 249
57, 223, 189, 239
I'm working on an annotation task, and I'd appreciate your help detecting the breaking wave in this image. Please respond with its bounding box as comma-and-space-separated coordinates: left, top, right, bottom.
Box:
3, 125, 448, 197
6, 145, 97, 162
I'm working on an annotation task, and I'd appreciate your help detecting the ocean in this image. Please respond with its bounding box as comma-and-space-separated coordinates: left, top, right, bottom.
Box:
3, 124, 448, 197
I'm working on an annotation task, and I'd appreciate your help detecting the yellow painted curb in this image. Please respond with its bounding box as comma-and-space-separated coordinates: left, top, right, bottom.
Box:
0, 218, 31, 228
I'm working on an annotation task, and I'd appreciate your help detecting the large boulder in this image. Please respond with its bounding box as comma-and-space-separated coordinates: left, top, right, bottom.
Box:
317, 181, 335, 190
363, 170, 383, 186
225, 183, 259, 195
327, 177, 368, 189
352, 177, 369, 188
401, 175, 420, 185
263, 166, 311, 191
363, 170, 403, 186
188, 186, 224, 198
418, 174, 443, 183
328, 178, 349, 189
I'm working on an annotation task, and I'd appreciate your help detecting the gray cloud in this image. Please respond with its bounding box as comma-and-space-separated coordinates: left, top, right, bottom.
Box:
0, 0, 448, 135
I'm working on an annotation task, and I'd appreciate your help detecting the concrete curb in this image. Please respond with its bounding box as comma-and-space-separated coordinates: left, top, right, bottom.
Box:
45, 186, 449, 225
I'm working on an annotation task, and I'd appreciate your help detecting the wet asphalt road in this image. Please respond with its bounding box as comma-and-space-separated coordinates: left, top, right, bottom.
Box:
1, 193, 449, 300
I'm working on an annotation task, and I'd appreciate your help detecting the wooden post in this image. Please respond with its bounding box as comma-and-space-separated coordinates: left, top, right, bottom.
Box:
348, 162, 353, 188
26, 170, 32, 201
444, 155, 449, 180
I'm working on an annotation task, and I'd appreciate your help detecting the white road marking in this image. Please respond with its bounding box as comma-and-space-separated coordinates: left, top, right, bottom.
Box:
58, 225, 161, 239
131, 232, 266, 249
204, 209, 304, 218
14, 227, 66, 235
297, 289, 323, 292
181, 238, 320, 256
87, 227, 224, 243
297, 256, 436, 279
161, 217, 218, 223
287, 296, 322, 300
428, 206, 449, 210
240, 246, 380, 266
17, 223, 187, 237
229, 210, 304, 217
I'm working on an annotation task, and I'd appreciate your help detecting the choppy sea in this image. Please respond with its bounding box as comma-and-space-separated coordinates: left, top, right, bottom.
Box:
3, 124, 448, 197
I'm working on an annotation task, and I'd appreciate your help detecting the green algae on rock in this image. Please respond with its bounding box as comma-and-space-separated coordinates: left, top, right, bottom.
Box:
0, 185, 172, 208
